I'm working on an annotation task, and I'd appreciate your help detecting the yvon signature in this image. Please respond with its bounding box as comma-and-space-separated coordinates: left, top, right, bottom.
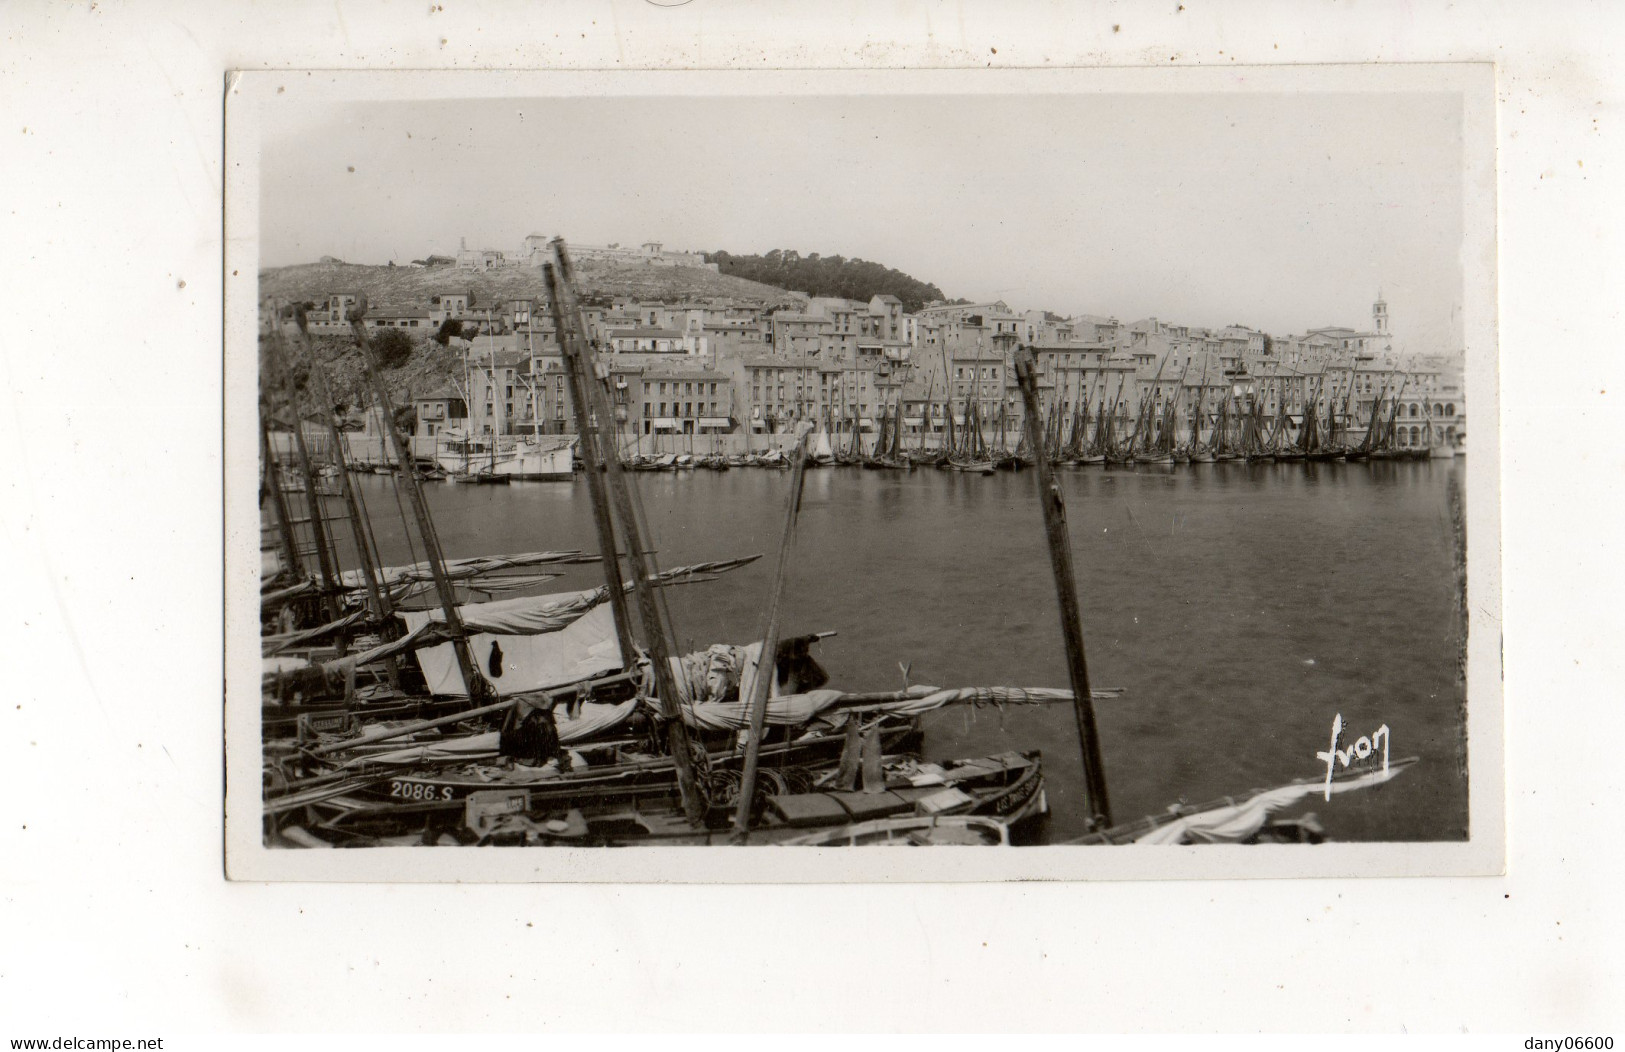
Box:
1316, 714, 1390, 800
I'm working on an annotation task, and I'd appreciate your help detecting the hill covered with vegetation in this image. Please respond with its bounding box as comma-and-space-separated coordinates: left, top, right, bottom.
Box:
702, 250, 947, 312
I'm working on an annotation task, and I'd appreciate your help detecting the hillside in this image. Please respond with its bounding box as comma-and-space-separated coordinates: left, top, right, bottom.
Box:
259, 259, 803, 416
259, 259, 805, 313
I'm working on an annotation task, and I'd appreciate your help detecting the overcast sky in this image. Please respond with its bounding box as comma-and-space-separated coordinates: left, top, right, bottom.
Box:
260, 91, 1465, 353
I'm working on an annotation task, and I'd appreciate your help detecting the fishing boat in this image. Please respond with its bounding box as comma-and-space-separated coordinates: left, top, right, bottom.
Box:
861, 405, 906, 470
807, 423, 835, 467
281, 745, 1046, 848
452, 466, 511, 485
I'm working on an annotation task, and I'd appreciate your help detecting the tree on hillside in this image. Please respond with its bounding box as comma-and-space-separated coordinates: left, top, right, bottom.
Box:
372, 328, 415, 369
433, 319, 464, 345
702, 249, 947, 312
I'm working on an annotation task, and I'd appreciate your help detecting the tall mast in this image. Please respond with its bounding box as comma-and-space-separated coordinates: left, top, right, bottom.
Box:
258, 404, 303, 584
1013, 343, 1112, 831
287, 307, 403, 687
732, 424, 812, 840
285, 306, 395, 630
265, 306, 344, 625
488, 311, 499, 474
550, 244, 705, 826
540, 274, 636, 665
348, 298, 493, 701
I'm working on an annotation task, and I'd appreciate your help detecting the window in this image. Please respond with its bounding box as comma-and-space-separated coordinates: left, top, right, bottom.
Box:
659, 402, 666, 415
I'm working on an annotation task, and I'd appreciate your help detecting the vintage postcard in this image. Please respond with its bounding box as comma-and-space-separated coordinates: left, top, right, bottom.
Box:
224, 64, 1501, 881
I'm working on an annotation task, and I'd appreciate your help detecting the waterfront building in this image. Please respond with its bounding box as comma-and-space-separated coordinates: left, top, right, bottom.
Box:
636, 364, 733, 437
1251, 361, 1309, 434
413, 383, 468, 439
721, 355, 826, 433
1029, 342, 1115, 419
948, 343, 1006, 426
899, 369, 950, 435
808, 360, 881, 433
462, 348, 533, 436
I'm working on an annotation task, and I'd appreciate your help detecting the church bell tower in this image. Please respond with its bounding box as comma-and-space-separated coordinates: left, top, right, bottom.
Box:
1373, 290, 1389, 335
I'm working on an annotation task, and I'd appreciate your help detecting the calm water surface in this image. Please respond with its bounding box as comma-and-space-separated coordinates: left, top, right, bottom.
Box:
343, 459, 1468, 843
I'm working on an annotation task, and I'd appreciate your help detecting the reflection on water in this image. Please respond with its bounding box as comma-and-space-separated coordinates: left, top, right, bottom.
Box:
341, 459, 1469, 843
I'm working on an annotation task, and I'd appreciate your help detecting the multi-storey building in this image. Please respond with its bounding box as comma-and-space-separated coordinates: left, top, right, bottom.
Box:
636, 366, 733, 437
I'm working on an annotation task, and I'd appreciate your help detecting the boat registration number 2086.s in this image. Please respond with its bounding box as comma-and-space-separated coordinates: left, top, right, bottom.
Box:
388, 780, 456, 802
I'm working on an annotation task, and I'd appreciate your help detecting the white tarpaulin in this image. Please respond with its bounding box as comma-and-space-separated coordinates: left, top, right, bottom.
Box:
676, 685, 1080, 732
401, 601, 623, 698
1133, 764, 1403, 845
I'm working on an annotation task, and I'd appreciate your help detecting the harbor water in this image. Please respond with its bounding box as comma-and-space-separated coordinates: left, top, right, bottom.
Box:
340, 459, 1469, 844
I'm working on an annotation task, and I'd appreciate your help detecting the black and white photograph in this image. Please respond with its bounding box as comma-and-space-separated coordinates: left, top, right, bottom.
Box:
9, 0, 1625, 1037
224, 66, 1500, 880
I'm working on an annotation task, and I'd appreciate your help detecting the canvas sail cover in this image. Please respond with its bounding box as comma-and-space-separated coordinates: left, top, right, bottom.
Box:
677, 685, 1080, 732
400, 599, 623, 698
1133, 763, 1403, 845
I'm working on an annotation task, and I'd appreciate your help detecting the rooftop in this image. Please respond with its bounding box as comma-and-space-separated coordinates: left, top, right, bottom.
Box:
607, 328, 688, 340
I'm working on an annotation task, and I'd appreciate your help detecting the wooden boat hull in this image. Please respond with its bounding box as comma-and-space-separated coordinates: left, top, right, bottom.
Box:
333, 718, 924, 808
